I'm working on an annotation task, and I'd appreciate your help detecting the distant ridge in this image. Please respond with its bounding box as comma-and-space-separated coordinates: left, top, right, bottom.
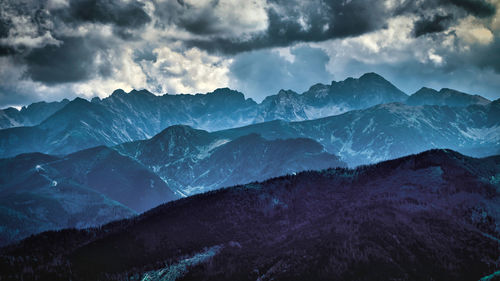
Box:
0, 73, 495, 158
407, 87, 490, 107
1, 72, 491, 130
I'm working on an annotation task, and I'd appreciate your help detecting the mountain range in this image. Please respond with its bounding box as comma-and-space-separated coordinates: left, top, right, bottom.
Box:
215, 99, 500, 166
1, 149, 499, 280
1, 72, 500, 279
0, 73, 494, 158
0, 146, 178, 246
116, 125, 345, 196
0, 99, 70, 129
0, 72, 499, 246
0, 130, 345, 245
406, 87, 491, 107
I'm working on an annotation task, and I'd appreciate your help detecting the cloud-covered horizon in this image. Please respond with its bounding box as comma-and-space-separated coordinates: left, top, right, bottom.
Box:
0, 0, 499, 107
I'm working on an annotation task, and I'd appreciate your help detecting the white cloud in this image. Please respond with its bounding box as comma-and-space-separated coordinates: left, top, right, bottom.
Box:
454, 16, 494, 45
428, 49, 443, 65
138, 45, 231, 95
317, 16, 419, 68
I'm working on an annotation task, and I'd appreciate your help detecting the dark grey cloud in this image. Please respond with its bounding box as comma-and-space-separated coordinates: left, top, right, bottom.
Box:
183, 0, 497, 54
229, 46, 331, 101
396, 0, 496, 38
0, 15, 11, 38
24, 36, 98, 84
0, 1, 53, 56
54, 0, 151, 28
0, 14, 15, 56
447, 0, 496, 17
461, 36, 500, 73
175, 0, 226, 35
395, 0, 495, 18
414, 14, 454, 37
186, 0, 388, 54
133, 47, 158, 63
0, 46, 16, 57
0, 0, 499, 108
152, 0, 231, 35
0, 0, 150, 84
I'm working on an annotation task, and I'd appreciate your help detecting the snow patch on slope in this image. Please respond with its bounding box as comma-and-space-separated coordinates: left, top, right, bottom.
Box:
139, 245, 222, 281
304, 104, 349, 119
460, 126, 500, 143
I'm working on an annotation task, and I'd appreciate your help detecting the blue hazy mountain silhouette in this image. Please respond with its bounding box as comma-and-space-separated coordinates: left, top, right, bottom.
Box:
1, 149, 499, 280
0, 128, 345, 245
1, 72, 490, 131
0, 99, 70, 128
0, 73, 496, 159
407, 87, 491, 107
116, 125, 345, 196
0, 146, 179, 246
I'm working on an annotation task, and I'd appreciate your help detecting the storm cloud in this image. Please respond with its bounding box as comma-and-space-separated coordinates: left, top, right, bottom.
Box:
24, 36, 97, 84
185, 0, 388, 54
56, 0, 151, 28
0, 0, 499, 107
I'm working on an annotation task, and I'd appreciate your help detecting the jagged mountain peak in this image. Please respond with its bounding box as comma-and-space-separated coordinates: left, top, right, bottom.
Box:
359, 71, 388, 82
42, 97, 99, 118
129, 89, 155, 97
275, 89, 300, 98
407, 86, 490, 106
152, 124, 210, 141
38, 98, 95, 123
414, 86, 436, 94
261, 89, 301, 105
330, 72, 394, 86
209, 87, 242, 96
109, 89, 156, 101
1, 73, 497, 159
20, 98, 70, 112
71, 96, 89, 103
135, 124, 217, 159
111, 89, 127, 96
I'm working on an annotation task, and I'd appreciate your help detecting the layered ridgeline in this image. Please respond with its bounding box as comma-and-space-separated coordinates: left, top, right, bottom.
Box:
0, 146, 179, 246
0, 133, 345, 246
406, 87, 491, 107
0, 99, 70, 128
116, 125, 345, 196
1, 98, 498, 166
215, 99, 500, 166
0, 73, 494, 158
0, 73, 407, 131
1, 150, 499, 280
117, 100, 500, 168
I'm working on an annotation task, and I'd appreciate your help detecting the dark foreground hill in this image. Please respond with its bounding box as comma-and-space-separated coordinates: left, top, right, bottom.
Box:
1, 149, 500, 280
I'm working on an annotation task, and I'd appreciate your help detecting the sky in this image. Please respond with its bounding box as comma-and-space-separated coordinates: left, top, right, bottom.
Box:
0, 0, 499, 108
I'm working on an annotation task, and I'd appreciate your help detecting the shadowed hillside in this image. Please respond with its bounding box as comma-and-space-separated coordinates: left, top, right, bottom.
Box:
1, 149, 499, 280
